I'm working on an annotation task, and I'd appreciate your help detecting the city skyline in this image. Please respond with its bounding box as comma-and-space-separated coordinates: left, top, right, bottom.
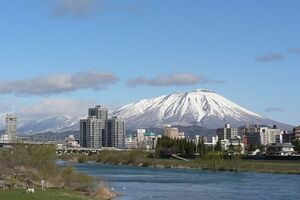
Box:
0, 0, 299, 125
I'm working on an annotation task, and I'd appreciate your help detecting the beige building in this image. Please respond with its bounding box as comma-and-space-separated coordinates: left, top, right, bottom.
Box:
164, 126, 184, 139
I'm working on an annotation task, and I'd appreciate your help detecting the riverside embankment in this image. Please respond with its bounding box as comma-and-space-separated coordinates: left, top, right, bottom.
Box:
59, 150, 300, 174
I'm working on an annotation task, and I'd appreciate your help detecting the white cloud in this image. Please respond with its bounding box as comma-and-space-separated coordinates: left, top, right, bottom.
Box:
52, 0, 99, 17
255, 53, 285, 62
127, 73, 209, 88
288, 48, 300, 55
17, 98, 94, 120
0, 71, 119, 96
265, 107, 284, 113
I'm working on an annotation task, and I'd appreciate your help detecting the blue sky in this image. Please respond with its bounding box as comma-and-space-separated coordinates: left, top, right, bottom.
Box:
0, 0, 299, 125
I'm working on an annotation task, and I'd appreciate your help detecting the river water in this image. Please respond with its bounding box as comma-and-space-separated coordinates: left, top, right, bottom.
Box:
72, 163, 300, 200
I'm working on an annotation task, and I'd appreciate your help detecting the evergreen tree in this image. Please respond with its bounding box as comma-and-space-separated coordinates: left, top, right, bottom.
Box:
293, 139, 300, 152
214, 140, 222, 152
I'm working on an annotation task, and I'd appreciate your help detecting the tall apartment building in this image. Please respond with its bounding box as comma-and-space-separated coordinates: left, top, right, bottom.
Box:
80, 106, 107, 149
293, 126, 300, 141
105, 117, 125, 149
80, 116, 105, 149
88, 105, 108, 120
259, 126, 281, 145
216, 124, 238, 140
80, 105, 126, 149
5, 114, 17, 142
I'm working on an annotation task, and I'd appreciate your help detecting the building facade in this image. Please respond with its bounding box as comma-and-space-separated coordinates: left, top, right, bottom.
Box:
259, 126, 281, 145
105, 117, 125, 149
80, 105, 108, 149
217, 124, 238, 140
5, 114, 17, 142
244, 132, 261, 146
80, 116, 105, 148
293, 126, 300, 140
88, 105, 108, 120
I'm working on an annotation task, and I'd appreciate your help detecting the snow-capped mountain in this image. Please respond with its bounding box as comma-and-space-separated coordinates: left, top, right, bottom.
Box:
7, 89, 291, 135
16, 116, 81, 135
112, 89, 291, 130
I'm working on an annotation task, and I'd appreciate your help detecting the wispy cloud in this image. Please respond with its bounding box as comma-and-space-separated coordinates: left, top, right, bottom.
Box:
52, 0, 100, 17
288, 48, 300, 55
17, 98, 94, 120
255, 53, 285, 62
265, 107, 284, 113
127, 73, 224, 88
0, 71, 119, 96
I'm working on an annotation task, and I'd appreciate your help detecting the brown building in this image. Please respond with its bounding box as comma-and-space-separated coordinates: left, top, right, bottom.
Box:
293, 126, 300, 140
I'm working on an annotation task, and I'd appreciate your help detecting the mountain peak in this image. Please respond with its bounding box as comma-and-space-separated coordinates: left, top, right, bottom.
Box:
112, 89, 291, 130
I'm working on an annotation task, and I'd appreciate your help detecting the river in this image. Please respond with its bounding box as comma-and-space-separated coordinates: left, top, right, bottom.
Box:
72, 162, 300, 200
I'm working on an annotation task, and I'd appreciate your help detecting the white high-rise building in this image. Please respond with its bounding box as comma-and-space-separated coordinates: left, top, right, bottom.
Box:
5, 114, 17, 142
259, 126, 281, 145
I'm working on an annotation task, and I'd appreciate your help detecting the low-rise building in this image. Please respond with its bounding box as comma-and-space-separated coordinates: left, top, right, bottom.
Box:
66, 135, 80, 148
125, 134, 138, 149
266, 143, 295, 156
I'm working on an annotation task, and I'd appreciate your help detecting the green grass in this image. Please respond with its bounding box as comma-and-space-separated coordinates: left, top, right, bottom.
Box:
0, 188, 91, 200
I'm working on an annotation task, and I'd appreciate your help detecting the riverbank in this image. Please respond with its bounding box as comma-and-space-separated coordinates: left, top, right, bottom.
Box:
0, 188, 91, 200
60, 150, 300, 174
0, 144, 117, 200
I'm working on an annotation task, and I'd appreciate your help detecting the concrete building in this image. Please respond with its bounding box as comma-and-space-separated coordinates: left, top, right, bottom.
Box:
259, 126, 281, 145
105, 117, 125, 149
293, 126, 300, 140
125, 134, 138, 149
135, 129, 158, 150
244, 132, 261, 146
88, 105, 108, 120
203, 135, 218, 149
0, 134, 9, 142
5, 114, 17, 142
223, 138, 245, 154
164, 126, 180, 139
217, 124, 238, 140
282, 133, 294, 143
66, 135, 80, 148
80, 116, 105, 149
137, 129, 146, 142
266, 143, 295, 156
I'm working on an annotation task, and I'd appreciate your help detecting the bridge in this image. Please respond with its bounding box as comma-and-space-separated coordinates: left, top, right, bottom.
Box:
56, 146, 124, 155
56, 147, 102, 155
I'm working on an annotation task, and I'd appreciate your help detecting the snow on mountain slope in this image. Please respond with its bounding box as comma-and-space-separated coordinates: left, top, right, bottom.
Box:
112, 89, 290, 130
17, 116, 81, 135
9, 89, 292, 135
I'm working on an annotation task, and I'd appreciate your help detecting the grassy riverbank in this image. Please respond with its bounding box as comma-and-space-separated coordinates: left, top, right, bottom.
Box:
0, 144, 116, 200
60, 150, 300, 174
0, 188, 91, 200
